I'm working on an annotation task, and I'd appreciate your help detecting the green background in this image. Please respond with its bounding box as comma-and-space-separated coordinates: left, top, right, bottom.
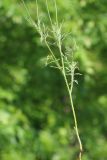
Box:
0, 0, 107, 159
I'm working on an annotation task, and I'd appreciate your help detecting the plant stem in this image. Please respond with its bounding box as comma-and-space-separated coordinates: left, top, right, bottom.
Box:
69, 92, 83, 160
22, 0, 83, 159
58, 39, 83, 160
45, 39, 61, 70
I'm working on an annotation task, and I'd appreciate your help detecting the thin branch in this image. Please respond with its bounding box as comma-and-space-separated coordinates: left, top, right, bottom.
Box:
46, 0, 53, 27
36, 0, 39, 21
54, 0, 58, 27
45, 39, 61, 70
22, 1, 83, 159
21, 0, 34, 25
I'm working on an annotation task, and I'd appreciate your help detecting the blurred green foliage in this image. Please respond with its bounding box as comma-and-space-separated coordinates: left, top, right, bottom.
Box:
0, 0, 107, 159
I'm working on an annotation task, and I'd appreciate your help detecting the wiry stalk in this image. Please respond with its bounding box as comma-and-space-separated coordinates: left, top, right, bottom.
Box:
58, 32, 83, 160
53, 1, 83, 159
22, 0, 83, 159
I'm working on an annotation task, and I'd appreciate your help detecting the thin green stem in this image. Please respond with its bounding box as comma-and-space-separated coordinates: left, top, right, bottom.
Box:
70, 69, 74, 93
22, 1, 83, 159
46, 0, 53, 27
36, 0, 39, 21
59, 44, 70, 89
21, 0, 34, 25
45, 39, 61, 70
69, 92, 83, 160
54, 0, 58, 27
58, 38, 82, 160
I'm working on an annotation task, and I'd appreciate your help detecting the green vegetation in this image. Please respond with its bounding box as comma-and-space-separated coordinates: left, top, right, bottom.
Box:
0, 0, 107, 160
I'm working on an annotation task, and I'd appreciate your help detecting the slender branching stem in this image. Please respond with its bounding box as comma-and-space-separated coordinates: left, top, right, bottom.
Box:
45, 39, 61, 69
22, 0, 83, 159
58, 37, 83, 160
53, 2, 83, 158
